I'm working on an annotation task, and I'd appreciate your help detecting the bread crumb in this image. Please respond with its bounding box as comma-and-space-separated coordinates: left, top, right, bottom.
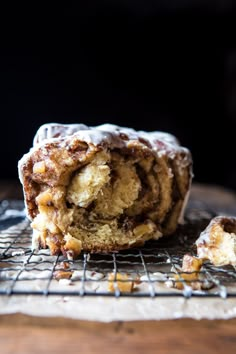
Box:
108, 272, 134, 293
54, 270, 73, 280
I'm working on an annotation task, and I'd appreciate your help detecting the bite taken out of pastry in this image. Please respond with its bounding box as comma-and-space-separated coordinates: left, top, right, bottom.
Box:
18, 123, 192, 259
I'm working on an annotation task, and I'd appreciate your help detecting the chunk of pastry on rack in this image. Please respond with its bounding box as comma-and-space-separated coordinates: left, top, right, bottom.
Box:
196, 216, 236, 266
18, 123, 192, 259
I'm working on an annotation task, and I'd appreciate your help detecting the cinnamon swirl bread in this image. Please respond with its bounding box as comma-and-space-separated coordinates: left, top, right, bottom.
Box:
18, 123, 192, 259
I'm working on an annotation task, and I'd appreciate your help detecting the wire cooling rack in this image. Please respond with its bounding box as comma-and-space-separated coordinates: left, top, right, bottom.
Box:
0, 199, 236, 298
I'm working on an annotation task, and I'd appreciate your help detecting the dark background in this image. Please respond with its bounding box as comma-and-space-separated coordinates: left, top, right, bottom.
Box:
1, 2, 236, 190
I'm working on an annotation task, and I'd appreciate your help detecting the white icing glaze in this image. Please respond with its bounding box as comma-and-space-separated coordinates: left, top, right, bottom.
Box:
71, 270, 104, 281
58, 278, 72, 286
18, 122, 192, 223
32, 122, 187, 156
165, 280, 174, 288
18, 270, 52, 280
11, 250, 25, 257
19, 123, 191, 179
33, 123, 89, 145
140, 272, 167, 282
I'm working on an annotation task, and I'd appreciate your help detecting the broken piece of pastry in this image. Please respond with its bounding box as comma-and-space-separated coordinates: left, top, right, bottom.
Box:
196, 216, 236, 266
108, 273, 135, 293
172, 254, 203, 290
169, 254, 213, 291
18, 123, 192, 259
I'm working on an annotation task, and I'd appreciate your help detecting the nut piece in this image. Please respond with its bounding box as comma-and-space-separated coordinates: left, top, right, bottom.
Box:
173, 255, 203, 290
133, 221, 156, 237
196, 216, 236, 266
54, 270, 73, 280
36, 190, 53, 206
108, 272, 134, 293
62, 234, 82, 259
182, 254, 203, 272
33, 161, 46, 174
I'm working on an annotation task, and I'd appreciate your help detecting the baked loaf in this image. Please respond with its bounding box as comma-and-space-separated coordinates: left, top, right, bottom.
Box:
18, 123, 192, 259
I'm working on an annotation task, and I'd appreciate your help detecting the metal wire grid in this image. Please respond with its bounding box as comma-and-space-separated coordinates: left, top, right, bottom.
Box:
0, 200, 236, 298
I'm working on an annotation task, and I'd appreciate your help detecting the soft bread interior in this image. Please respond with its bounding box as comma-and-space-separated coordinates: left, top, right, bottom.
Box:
31, 149, 168, 256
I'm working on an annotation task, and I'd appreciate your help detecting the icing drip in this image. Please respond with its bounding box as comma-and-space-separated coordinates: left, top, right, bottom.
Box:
18, 122, 192, 224
32, 122, 190, 160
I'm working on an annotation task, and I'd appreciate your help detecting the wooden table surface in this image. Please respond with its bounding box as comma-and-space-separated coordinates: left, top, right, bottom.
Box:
0, 180, 236, 354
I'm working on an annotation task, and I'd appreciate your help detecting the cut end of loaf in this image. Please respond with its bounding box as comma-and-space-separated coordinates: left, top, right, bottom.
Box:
19, 123, 192, 258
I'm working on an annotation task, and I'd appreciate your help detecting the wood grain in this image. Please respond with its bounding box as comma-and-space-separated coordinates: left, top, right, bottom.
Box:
0, 314, 236, 354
